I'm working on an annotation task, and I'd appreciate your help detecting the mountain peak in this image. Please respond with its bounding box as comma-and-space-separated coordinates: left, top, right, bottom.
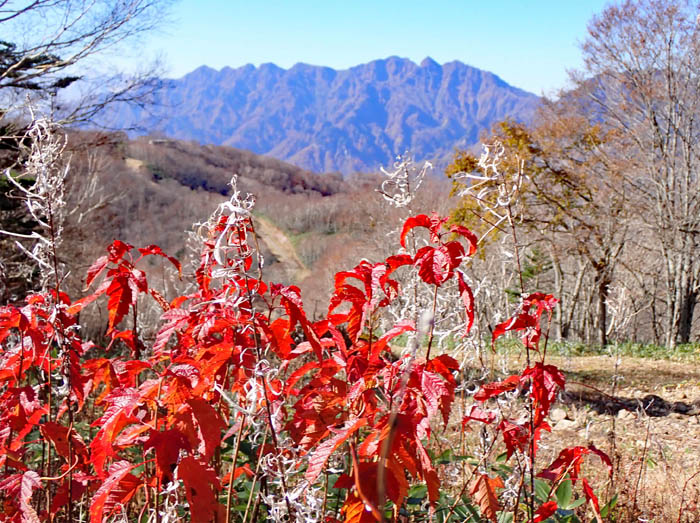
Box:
420, 56, 440, 69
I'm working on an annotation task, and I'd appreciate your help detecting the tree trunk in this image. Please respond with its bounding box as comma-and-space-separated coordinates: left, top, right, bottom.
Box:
596, 270, 611, 347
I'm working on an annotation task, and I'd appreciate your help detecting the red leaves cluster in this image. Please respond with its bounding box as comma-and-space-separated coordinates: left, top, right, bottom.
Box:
463, 288, 611, 520
0, 211, 610, 522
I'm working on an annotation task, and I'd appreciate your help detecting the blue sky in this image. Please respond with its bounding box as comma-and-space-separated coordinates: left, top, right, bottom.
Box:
135, 0, 610, 95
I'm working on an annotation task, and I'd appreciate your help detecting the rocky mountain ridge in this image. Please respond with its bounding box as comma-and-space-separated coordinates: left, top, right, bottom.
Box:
106, 56, 540, 173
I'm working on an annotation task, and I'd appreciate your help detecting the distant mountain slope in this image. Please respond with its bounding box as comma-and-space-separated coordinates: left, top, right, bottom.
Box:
107, 56, 540, 173
124, 136, 346, 197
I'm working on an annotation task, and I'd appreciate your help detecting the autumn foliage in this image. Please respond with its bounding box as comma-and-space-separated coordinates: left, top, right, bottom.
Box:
0, 190, 610, 521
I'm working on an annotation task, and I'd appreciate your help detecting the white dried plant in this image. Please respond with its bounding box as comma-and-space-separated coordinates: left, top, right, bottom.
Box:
377, 152, 431, 209
1, 115, 70, 290
189, 175, 261, 305
452, 141, 527, 240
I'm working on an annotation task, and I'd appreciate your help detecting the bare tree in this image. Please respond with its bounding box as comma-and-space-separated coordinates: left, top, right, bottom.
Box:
0, 0, 172, 127
576, 0, 700, 346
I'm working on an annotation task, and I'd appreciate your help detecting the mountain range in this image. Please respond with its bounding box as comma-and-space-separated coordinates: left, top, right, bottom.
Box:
106, 56, 540, 174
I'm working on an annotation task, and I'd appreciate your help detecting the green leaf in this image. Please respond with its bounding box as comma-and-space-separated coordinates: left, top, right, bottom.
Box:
407, 483, 428, 504
600, 494, 618, 518
535, 478, 551, 503
497, 511, 514, 523
569, 497, 585, 509
556, 479, 573, 508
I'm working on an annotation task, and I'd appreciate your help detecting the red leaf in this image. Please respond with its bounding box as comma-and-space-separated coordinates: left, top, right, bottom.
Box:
107, 239, 133, 263
144, 429, 191, 484
474, 374, 520, 401
456, 271, 475, 335
187, 398, 225, 460
153, 308, 191, 355
275, 285, 324, 360
420, 368, 453, 424
499, 420, 529, 458
582, 478, 601, 514
470, 473, 503, 522
85, 255, 109, 288
137, 244, 182, 275
285, 360, 320, 395
305, 417, 367, 484
106, 274, 134, 333
385, 253, 414, 273
51, 473, 90, 517
539, 446, 589, 483
177, 456, 222, 523
341, 492, 379, 523
414, 245, 452, 285
523, 292, 558, 319
462, 405, 496, 428
522, 363, 566, 423
588, 444, 613, 477
416, 442, 441, 505
0, 471, 42, 522
400, 214, 433, 248
534, 501, 558, 522
89, 460, 141, 523
20, 471, 42, 523
427, 354, 459, 380
40, 421, 89, 463
370, 319, 414, 361
67, 277, 111, 315
492, 313, 538, 347
449, 224, 478, 256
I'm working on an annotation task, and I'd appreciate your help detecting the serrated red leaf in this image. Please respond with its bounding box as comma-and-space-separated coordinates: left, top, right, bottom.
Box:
1, 471, 42, 523
420, 368, 452, 424
370, 319, 414, 361
470, 473, 503, 522
523, 292, 558, 319
40, 421, 89, 463
341, 492, 378, 523
106, 274, 133, 333
588, 444, 613, 477
89, 460, 141, 523
85, 255, 109, 288
306, 417, 367, 484
67, 276, 111, 315
285, 360, 320, 395
153, 308, 191, 354
539, 446, 589, 483
275, 285, 324, 360
522, 363, 566, 423
499, 419, 529, 458
385, 253, 413, 272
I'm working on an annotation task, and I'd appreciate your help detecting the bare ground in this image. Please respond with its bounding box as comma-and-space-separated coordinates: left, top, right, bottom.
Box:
521, 355, 700, 522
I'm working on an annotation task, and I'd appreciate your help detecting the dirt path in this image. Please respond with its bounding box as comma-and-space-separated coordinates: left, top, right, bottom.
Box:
254, 216, 311, 282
